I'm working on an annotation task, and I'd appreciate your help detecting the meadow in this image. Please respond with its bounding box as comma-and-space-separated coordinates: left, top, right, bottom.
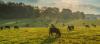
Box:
0, 19, 100, 44
0, 26, 100, 44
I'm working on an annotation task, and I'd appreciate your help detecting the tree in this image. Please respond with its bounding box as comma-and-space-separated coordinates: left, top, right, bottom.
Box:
0, 0, 4, 4
0, 2, 38, 19
61, 9, 72, 21
72, 11, 85, 19
40, 7, 60, 21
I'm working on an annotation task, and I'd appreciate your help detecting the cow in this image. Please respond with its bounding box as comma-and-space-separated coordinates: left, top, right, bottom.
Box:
67, 25, 74, 31
62, 24, 66, 27
91, 24, 96, 27
0, 27, 3, 30
14, 26, 19, 29
5, 26, 10, 29
84, 25, 90, 28
49, 24, 61, 38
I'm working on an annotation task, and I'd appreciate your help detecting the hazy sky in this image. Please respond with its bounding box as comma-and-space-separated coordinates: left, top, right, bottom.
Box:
2, 0, 100, 14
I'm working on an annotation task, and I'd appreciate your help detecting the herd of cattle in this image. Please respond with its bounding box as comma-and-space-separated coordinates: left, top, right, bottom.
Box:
0, 23, 97, 38
0, 26, 19, 30
49, 23, 97, 38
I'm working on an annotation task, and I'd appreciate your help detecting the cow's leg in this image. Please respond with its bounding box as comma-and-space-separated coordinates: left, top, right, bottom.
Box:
55, 31, 61, 38
49, 31, 53, 36
67, 28, 69, 31
69, 28, 71, 31
51, 32, 53, 36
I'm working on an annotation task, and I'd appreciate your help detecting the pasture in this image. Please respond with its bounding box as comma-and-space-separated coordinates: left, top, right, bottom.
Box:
0, 26, 100, 44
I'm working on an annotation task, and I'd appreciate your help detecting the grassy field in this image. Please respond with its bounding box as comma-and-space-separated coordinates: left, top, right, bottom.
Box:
0, 26, 100, 44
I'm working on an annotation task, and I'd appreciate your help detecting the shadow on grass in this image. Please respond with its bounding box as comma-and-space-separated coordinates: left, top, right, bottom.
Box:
40, 36, 59, 44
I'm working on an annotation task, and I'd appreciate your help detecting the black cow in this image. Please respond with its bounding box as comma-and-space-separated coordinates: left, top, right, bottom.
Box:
14, 26, 19, 29
49, 24, 61, 38
67, 25, 74, 31
5, 26, 10, 29
0, 27, 3, 30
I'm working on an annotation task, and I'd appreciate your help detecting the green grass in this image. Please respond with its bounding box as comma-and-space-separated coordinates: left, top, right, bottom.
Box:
0, 26, 100, 44
0, 19, 100, 44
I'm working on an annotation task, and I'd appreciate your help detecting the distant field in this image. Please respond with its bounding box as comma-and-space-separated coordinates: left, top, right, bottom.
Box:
0, 19, 49, 27
0, 19, 100, 27
0, 26, 100, 44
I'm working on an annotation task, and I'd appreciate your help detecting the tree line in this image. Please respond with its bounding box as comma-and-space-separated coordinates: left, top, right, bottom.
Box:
0, 1, 85, 22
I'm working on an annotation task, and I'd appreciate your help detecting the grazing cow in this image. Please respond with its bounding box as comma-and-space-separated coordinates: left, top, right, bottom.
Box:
62, 24, 66, 27
49, 24, 61, 38
84, 25, 90, 28
67, 25, 74, 31
0, 27, 3, 30
91, 24, 96, 27
14, 26, 19, 29
5, 26, 10, 29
